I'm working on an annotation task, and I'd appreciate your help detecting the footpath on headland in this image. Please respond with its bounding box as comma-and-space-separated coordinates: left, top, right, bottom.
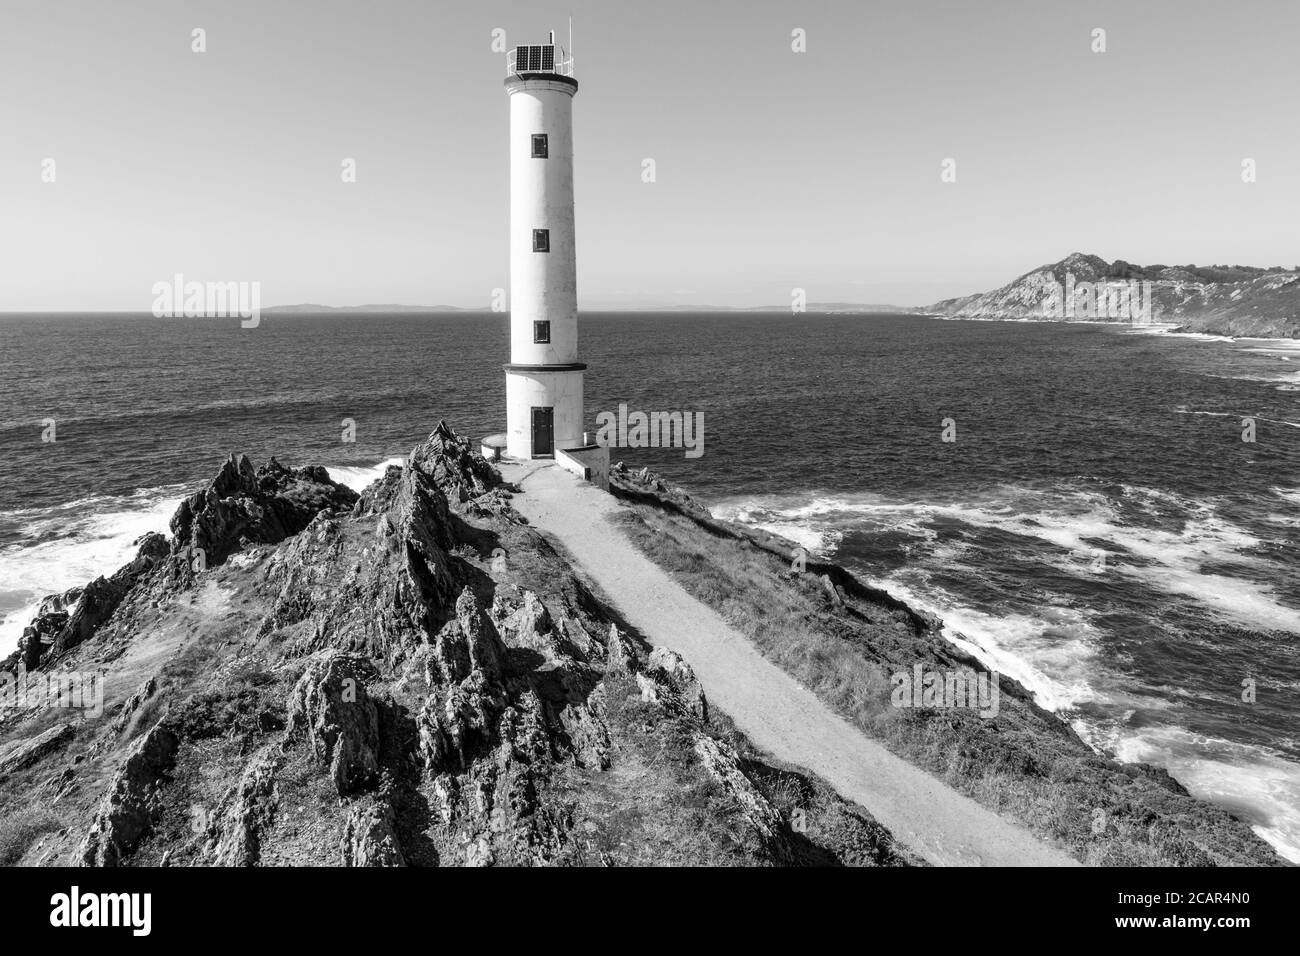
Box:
503, 461, 1079, 867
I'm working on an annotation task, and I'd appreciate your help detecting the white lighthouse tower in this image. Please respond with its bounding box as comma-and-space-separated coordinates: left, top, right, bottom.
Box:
502, 32, 584, 460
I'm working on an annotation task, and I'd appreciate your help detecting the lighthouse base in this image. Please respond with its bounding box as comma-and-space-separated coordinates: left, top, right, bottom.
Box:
504, 366, 585, 460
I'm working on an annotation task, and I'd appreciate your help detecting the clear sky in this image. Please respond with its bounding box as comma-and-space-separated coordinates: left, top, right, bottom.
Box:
1, 0, 1296, 310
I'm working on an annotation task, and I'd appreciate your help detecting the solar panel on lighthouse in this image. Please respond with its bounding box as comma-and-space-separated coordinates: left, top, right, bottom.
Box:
514, 45, 557, 72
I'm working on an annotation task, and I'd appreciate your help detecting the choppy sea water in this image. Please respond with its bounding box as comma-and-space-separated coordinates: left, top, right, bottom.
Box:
1, 312, 1297, 860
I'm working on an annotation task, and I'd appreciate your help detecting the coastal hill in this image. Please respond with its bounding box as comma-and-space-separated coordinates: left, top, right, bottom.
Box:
0, 424, 1282, 866
929, 252, 1300, 337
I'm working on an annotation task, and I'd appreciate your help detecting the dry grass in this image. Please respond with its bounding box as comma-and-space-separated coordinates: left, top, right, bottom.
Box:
0, 807, 63, 866
608, 509, 896, 730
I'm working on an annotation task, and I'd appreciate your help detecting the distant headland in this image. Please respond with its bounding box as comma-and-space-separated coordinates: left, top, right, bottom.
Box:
928, 252, 1300, 338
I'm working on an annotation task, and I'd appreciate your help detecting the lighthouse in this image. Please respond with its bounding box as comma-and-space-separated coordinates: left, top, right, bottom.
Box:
502, 33, 584, 460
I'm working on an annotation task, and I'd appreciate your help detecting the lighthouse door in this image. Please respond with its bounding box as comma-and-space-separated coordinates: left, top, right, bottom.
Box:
531, 407, 554, 458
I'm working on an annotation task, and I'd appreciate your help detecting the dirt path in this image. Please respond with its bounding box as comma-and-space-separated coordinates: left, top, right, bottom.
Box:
504, 462, 1079, 867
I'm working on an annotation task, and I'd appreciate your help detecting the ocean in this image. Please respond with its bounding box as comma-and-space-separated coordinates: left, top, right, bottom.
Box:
1, 311, 1298, 860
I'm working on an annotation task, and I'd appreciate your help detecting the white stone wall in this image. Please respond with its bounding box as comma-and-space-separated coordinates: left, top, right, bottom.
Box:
556, 445, 610, 490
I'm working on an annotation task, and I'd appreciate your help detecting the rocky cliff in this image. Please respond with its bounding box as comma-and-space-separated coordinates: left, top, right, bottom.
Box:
929, 252, 1300, 337
0, 423, 914, 867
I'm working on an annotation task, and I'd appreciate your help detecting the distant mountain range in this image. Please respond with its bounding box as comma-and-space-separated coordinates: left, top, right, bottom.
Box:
928, 253, 1300, 338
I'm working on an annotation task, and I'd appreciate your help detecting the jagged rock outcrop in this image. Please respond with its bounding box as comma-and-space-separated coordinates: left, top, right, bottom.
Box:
285, 652, 381, 796
257, 435, 478, 661
434, 589, 506, 686
416, 665, 505, 775
0, 723, 74, 774
413, 420, 501, 505
694, 735, 792, 863
819, 574, 845, 607
112, 677, 158, 734
644, 646, 708, 722
207, 749, 281, 866
170, 454, 359, 572
80, 722, 180, 866
50, 577, 131, 658
604, 623, 637, 673
341, 802, 406, 867
15, 533, 170, 669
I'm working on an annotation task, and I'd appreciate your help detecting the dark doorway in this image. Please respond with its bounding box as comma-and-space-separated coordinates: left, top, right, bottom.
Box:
531, 407, 554, 457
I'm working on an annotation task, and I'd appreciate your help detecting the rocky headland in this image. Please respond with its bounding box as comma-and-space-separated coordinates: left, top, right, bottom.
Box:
0, 424, 1285, 866
929, 253, 1300, 338
0, 423, 914, 867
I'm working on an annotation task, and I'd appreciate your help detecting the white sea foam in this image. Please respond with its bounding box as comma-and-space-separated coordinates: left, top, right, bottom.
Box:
1122, 327, 1238, 342
1119, 324, 1182, 335
0, 491, 184, 657
885, 566, 1300, 862
1119, 329, 1300, 388
720, 495, 940, 544
1225, 369, 1300, 389
718, 492, 1112, 715
882, 576, 1102, 712
1273, 487, 1300, 507
719, 485, 1300, 634
1235, 338, 1300, 354
1221, 337, 1300, 388
1173, 408, 1300, 428
326, 457, 406, 492
1110, 726, 1300, 863
747, 520, 839, 555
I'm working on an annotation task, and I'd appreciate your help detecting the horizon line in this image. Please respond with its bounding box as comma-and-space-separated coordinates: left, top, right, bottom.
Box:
0, 304, 929, 316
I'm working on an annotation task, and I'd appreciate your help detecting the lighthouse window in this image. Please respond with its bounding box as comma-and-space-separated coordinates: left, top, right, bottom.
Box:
532, 134, 548, 158
532, 229, 550, 253
533, 321, 551, 343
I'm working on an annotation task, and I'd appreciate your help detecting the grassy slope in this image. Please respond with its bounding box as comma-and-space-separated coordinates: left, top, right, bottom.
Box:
606, 476, 1283, 867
